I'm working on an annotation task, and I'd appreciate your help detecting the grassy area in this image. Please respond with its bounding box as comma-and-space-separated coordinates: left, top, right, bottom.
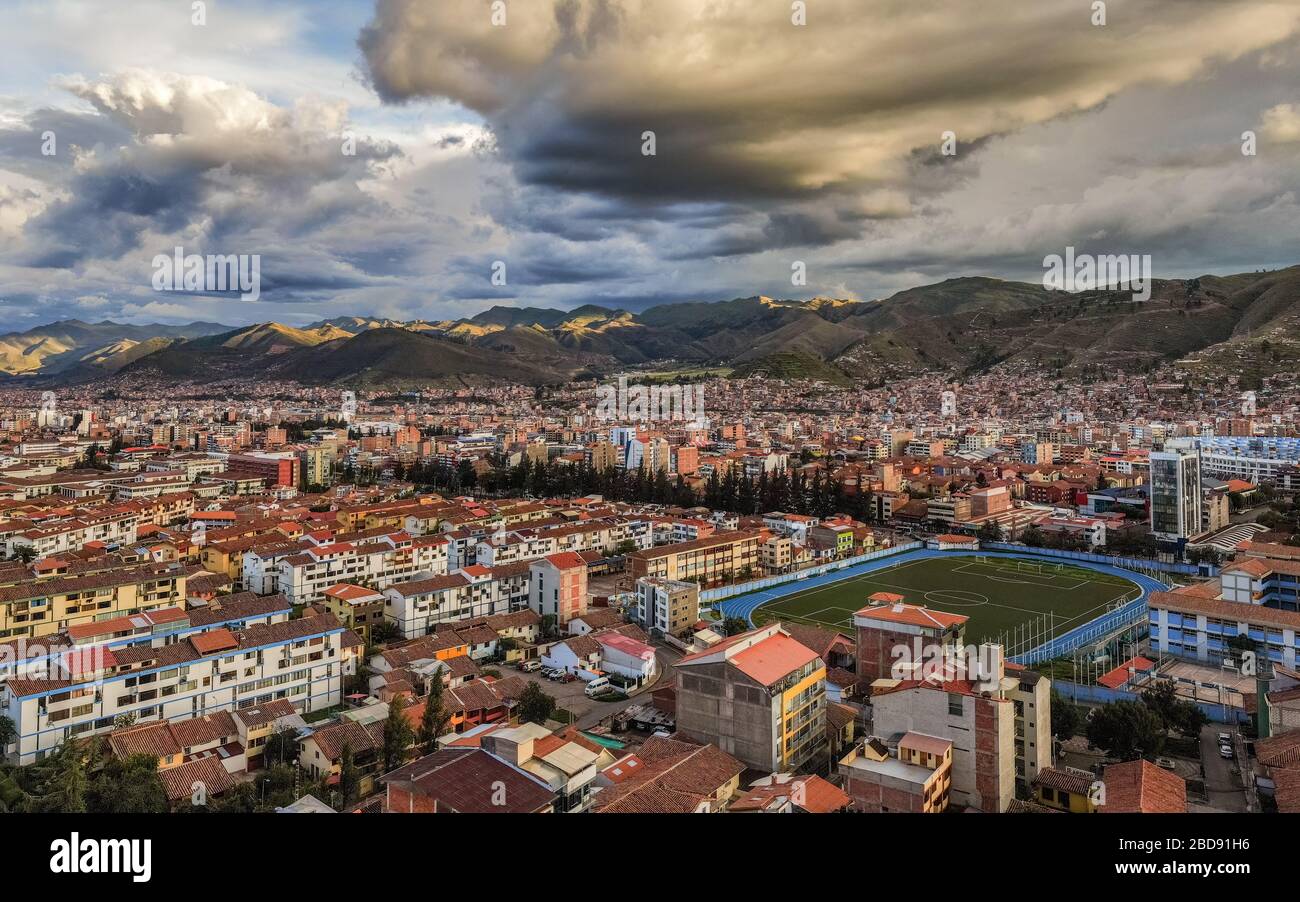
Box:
302, 705, 343, 724
750, 555, 1139, 644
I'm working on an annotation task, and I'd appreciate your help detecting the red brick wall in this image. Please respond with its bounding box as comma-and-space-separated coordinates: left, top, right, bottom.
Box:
973, 697, 1002, 813
845, 775, 923, 813
386, 785, 439, 813
856, 625, 916, 681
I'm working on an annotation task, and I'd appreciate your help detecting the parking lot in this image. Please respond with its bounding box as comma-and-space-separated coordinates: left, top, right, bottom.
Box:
508, 643, 682, 730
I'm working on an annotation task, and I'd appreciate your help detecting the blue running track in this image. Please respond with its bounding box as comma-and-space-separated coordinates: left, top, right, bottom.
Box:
714, 548, 1169, 664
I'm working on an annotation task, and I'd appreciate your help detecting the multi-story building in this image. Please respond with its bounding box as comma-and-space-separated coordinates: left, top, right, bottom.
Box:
1149, 551, 1300, 668
528, 552, 588, 625
760, 534, 793, 574
3, 610, 356, 764
0, 563, 190, 640
838, 732, 953, 813
1149, 447, 1202, 544
273, 531, 450, 605
634, 577, 699, 637
1006, 663, 1053, 792
628, 530, 760, 585
869, 662, 1018, 813
383, 561, 532, 639
674, 624, 826, 772
1169, 436, 1300, 483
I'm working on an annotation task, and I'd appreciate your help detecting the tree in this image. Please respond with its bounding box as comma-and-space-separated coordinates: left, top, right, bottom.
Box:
516, 681, 557, 725
369, 622, 401, 645
86, 753, 169, 813
263, 724, 301, 768
721, 617, 750, 637
338, 743, 361, 809
1020, 524, 1045, 548
0, 715, 15, 757
381, 697, 415, 773
1140, 680, 1209, 740
418, 678, 451, 754
1049, 689, 1082, 739
1086, 699, 1165, 761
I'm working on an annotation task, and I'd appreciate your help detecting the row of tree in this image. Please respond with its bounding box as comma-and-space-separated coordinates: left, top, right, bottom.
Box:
393, 454, 876, 522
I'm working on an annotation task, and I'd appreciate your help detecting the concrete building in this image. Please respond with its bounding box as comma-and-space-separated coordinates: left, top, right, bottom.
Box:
1149, 447, 1202, 545
528, 552, 588, 625
634, 577, 699, 638
839, 732, 953, 813
674, 624, 826, 773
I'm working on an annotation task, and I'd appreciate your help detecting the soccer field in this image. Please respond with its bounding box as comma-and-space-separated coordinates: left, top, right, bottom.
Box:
749, 555, 1140, 645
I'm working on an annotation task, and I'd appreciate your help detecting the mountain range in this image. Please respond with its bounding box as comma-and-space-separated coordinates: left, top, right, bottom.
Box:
4, 266, 1298, 388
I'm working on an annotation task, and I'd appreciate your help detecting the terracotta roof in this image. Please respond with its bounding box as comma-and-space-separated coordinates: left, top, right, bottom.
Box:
1097, 656, 1156, 690
233, 698, 297, 729
731, 774, 851, 813
1272, 768, 1300, 813
1034, 766, 1095, 798
306, 719, 384, 761
109, 722, 182, 760
1007, 798, 1064, 813
381, 747, 556, 813
1150, 589, 1300, 631
1098, 760, 1186, 813
592, 737, 743, 814
161, 756, 236, 803
1255, 730, 1300, 770
854, 601, 968, 630
729, 633, 821, 687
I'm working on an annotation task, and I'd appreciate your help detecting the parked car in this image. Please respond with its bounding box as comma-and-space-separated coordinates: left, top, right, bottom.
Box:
518, 660, 541, 673
1219, 744, 1234, 759
1154, 757, 1177, 771
547, 669, 567, 681
1217, 732, 1232, 744
585, 676, 613, 697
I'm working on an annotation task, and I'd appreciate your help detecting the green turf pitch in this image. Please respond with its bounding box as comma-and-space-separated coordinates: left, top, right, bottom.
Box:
749, 556, 1139, 644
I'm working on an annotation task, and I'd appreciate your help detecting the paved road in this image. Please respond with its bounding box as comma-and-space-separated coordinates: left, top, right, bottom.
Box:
1199, 724, 1247, 812
517, 643, 683, 732
572, 644, 683, 730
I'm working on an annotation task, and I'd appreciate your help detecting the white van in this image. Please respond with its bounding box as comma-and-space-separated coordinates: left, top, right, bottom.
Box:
584, 677, 613, 698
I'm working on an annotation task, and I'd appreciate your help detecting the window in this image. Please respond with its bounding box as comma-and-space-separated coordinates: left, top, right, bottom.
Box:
947, 692, 964, 716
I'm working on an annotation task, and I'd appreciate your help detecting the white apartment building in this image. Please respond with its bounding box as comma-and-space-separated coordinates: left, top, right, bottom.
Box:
3, 612, 355, 764
475, 517, 650, 567
267, 531, 450, 605
383, 561, 531, 639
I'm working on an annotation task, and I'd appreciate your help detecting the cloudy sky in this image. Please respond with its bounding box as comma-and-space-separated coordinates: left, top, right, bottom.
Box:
2, 0, 1299, 329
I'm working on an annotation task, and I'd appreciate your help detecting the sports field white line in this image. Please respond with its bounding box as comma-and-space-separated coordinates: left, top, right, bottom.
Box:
951, 561, 1091, 590
757, 566, 1136, 638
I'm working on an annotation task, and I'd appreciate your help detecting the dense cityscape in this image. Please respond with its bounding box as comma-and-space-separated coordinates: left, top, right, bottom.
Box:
3, 0, 1297, 884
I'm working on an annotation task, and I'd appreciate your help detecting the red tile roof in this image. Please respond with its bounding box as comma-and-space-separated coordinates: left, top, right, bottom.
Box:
729, 633, 821, 687
1098, 760, 1186, 813
854, 602, 968, 630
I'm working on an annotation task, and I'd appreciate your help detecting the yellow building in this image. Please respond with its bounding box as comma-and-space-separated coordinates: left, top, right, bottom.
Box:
674, 624, 826, 772
1032, 766, 1100, 813
0, 564, 188, 639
